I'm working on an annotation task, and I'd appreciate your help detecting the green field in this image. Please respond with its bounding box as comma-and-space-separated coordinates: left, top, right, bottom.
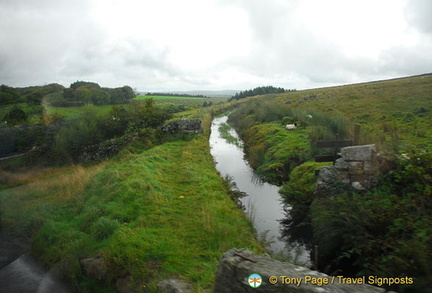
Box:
44, 104, 114, 119
135, 95, 205, 100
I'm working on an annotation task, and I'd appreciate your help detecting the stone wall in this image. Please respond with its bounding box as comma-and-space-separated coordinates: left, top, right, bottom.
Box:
162, 118, 203, 134
314, 144, 395, 196
215, 248, 385, 293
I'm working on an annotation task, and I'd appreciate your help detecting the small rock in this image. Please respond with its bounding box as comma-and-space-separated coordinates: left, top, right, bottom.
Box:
352, 181, 366, 191
80, 257, 107, 281
156, 279, 193, 293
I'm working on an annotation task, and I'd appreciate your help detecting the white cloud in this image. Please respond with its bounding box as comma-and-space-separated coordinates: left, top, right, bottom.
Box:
0, 0, 431, 90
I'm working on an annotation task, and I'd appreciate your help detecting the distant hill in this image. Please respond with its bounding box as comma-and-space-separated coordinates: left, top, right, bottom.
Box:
138, 90, 239, 98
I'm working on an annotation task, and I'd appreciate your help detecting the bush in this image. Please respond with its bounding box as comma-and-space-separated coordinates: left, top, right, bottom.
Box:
280, 161, 329, 248
43, 100, 171, 164
2, 108, 28, 125
309, 148, 432, 292
52, 111, 103, 162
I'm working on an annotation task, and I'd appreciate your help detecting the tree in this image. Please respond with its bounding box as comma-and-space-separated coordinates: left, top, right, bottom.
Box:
2, 108, 28, 125
70, 81, 101, 90
229, 86, 294, 101
110, 86, 136, 104
0, 85, 22, 105
74, 87, 93, 104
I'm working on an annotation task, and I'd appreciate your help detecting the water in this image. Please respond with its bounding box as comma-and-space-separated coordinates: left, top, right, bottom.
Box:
209, 115, 310, 266
0, 230, 74, 293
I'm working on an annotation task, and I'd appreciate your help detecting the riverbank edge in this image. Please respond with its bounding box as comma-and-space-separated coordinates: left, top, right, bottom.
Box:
0, 104, 264, 292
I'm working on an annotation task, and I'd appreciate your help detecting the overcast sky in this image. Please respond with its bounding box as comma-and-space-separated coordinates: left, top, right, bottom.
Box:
1, 0, 431, 91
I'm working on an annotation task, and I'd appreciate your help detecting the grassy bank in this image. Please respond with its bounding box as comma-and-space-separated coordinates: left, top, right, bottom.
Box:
135, 95, 205, 100
44, 104, 114, 119
228, 74, 432, 184
0, 107, 260, 292
229, 74, 432, 292
273, 74, 432, 150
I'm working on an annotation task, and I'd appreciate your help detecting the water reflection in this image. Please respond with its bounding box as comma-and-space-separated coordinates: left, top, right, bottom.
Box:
210, 115, 311, 266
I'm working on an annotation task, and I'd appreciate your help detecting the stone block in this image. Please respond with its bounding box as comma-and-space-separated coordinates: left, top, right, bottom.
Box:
334, 158, 349, 171
317, 166, 337, 183
215, 248, 385, 293
348, 161, 365, 174
162, 119, 203, 134
341, 144, 376, 162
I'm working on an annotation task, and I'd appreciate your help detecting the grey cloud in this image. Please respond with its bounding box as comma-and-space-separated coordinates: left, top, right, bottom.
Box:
405, 0, 432, 34
1, 0, 431, 91
377, 45, 432, 76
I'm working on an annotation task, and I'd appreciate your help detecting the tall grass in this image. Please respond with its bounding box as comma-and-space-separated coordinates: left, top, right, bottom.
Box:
0, 116, 261, 291
271, 74, 432, 150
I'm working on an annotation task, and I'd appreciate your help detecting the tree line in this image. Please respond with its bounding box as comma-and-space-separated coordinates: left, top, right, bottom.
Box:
229, 86, 296, 101
145, 92, 209, 98
0, 81, 136, 107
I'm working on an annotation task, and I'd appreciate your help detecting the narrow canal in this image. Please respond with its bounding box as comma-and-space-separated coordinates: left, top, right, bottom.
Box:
209, 115, 310, 266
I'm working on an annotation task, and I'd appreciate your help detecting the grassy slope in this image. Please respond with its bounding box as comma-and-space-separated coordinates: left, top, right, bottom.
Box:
0, 103, 44, 124
231, 75, 432, 291
0, 108, 260, 292
135, 95, 205, 100
272, 74, 432, 150
44, 104, 114, 119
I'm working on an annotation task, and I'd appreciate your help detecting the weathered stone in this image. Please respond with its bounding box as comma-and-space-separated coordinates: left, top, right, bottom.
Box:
317, 166, 337, 183
351, 181, 366, 191
341, 144, 376, 162
80, 257, 107, 282
363, 160, 377, 173
315, 145, 395, 196
315, 167, 337, 197
335, 171, 350, 185
314, 180, 332, 198
315, 167, 350, 197
215, 248, 384, 293
348, 161, 365, 174
350, 174, 376, 190
334, 158, 348, 171
156, 279, 193, 293
162, 118, 203, 134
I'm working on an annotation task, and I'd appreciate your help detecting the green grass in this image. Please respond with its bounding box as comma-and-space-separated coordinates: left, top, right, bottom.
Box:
243, 122, 311, 184
44, 104, 114, 119
136, 96, 229, 110
271, 74, 432, 151
0, 103, 44, 125
0, 117, 261, 292
135, 95, 205, 100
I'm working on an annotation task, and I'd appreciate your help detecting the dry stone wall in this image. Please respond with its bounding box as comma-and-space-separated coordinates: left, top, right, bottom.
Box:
161, 118, 203, 134
314, 144, 395, 196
